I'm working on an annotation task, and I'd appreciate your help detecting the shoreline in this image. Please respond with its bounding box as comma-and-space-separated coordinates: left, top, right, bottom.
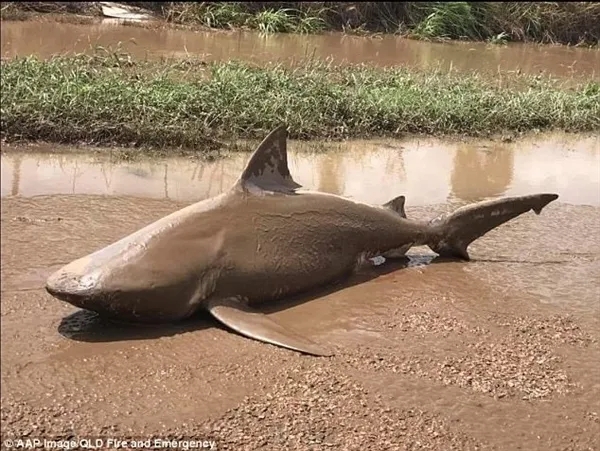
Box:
1, 130, 598, 162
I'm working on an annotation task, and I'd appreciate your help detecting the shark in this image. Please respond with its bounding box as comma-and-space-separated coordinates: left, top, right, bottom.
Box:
46, 125, 559, 356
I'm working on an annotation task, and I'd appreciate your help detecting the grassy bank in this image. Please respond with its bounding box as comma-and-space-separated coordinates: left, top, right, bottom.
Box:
2, 2, 599, 45
1, 53, 598, 150
162, 2, 600, 45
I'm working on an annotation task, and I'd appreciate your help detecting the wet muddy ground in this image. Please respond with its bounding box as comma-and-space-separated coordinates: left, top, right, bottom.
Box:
1, 136, 599, 450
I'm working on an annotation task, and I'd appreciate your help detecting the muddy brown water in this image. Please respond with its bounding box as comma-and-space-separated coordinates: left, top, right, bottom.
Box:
3, 133, 599, 208
2, 19, 600, 80
1, 133, 599, 448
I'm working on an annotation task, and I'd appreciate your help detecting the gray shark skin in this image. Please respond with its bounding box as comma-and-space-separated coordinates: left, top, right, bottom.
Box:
46, 125, 559, 356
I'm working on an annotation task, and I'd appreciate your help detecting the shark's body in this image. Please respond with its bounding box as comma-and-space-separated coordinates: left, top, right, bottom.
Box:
46, 126, 559, 356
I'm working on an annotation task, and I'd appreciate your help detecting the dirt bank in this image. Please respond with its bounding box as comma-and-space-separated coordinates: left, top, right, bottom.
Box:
1, 193, 598, 450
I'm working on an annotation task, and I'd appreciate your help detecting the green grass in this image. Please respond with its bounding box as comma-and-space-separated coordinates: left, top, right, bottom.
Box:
161, 2, 600, 45
1, 53, 598, 150
163, 2, 327, 35
412, 2, 482, 40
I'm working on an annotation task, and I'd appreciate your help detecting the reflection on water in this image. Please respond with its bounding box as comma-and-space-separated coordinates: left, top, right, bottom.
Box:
1, 20, 599, 80
1, 133, 598, 206
451, 144, 514, 202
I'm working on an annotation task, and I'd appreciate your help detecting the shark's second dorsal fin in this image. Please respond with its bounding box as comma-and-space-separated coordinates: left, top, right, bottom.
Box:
234, 125, 302, 194
383, 195, 407, 218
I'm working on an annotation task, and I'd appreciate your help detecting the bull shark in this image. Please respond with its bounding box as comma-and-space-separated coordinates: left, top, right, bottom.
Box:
46, 125, 559, 356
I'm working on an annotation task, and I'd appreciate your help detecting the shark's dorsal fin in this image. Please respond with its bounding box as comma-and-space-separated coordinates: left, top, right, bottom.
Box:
383, 195, 407, 218
235, 125, 302, 194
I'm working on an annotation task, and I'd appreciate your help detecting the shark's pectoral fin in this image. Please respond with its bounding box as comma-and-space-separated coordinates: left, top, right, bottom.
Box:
382, 244, 412, 259
206, 298, 333, 357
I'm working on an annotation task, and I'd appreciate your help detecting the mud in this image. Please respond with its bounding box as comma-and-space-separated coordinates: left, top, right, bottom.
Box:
1, 136, 599, 449
2, 20, 600, 80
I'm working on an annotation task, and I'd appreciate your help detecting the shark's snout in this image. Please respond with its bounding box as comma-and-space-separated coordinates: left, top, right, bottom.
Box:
45, 266, 101, 307
45, 264, 191, 323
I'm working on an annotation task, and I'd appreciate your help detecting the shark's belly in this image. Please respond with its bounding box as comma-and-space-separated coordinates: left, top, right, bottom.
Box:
220, 258, 357, 305
211, 228, 362, 305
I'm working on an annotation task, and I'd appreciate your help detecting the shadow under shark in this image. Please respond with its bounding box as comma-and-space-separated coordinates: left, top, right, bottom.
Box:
46, 125, 559, 356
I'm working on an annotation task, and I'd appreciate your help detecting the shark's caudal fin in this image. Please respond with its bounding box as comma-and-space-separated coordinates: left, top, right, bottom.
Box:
427, 194, 559, 260
234, 124, 302, 194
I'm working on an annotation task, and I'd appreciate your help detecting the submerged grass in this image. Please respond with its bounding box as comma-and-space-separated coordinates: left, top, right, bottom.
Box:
1, 53, 598, 150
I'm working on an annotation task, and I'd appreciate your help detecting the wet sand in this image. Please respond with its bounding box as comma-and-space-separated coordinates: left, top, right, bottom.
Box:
1, 139, 599, 450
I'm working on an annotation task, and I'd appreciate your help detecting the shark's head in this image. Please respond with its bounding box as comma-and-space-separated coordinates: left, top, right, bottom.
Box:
44, 229, 203, 323
45, 255, 133, 320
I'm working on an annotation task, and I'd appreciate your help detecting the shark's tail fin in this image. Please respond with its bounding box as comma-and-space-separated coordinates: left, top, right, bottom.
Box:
426, 194, 559, 260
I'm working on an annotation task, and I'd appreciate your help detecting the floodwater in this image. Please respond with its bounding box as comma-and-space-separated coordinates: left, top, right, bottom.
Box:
2, 134, 600, 448
2, 19, 599, 80
2, 18, 600, 451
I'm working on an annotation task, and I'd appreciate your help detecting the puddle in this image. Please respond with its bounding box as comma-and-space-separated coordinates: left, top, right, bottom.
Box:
2, 133, 598, 206
2, 20, 599, 80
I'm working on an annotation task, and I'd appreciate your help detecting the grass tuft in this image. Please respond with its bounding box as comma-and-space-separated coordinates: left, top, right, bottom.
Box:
164, 2, 327, 35
412, 2, 481, 41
